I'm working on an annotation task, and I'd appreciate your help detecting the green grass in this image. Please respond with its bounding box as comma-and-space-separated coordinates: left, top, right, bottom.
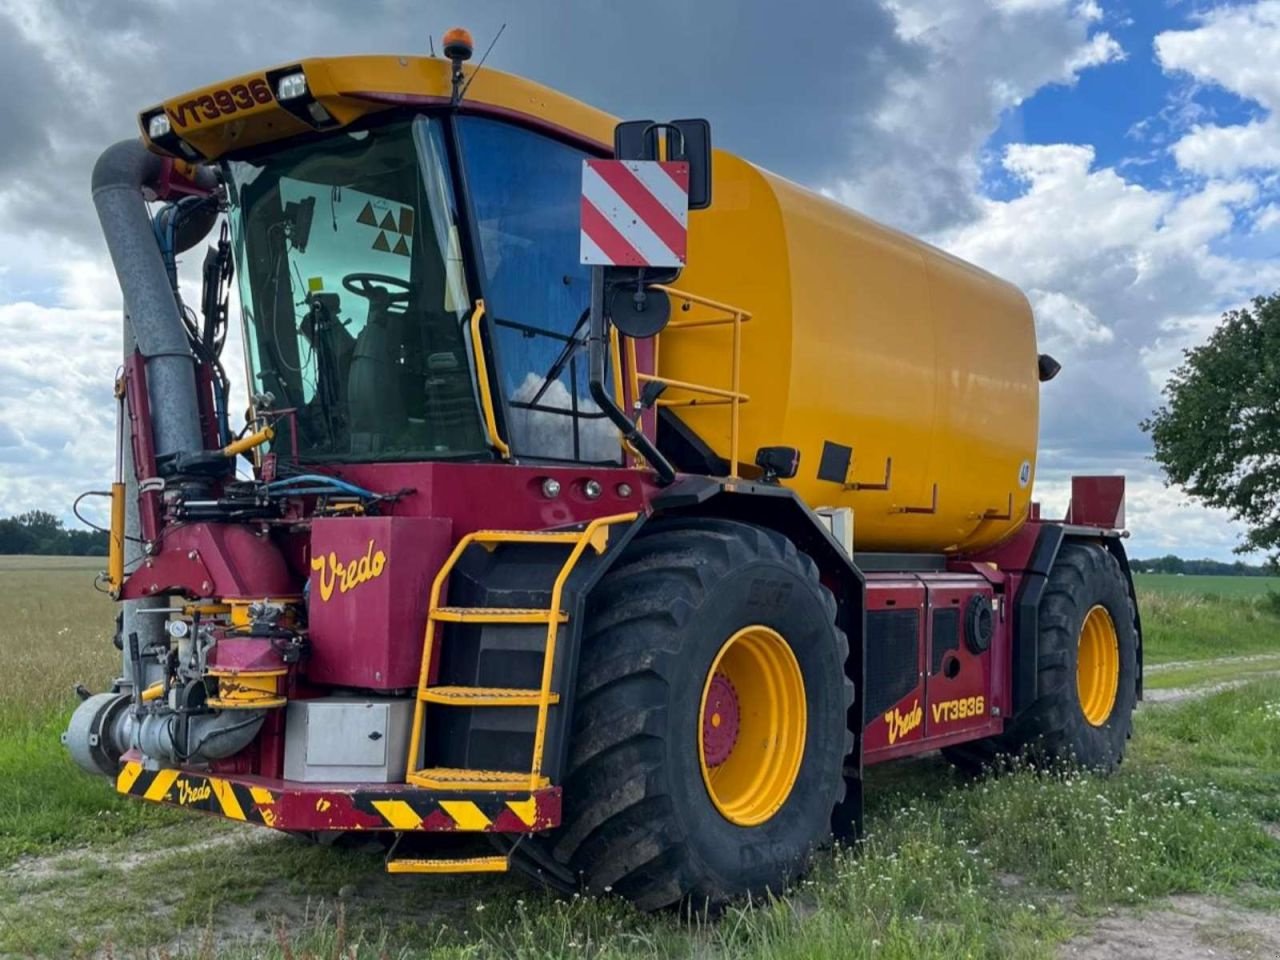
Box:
1134, 572, 1280, 597
5, 682, 1275, 959
1, 559, 1279, 958
1135, 583, 1280, 665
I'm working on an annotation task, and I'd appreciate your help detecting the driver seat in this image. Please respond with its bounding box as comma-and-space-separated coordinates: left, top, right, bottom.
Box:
347, 290, 407, 453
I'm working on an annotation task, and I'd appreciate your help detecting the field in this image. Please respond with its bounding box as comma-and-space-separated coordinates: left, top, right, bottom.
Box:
1, 559, 1278, 958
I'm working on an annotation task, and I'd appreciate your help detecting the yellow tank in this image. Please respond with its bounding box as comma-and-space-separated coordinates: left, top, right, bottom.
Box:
140, 56, 1039, 554
667, 154, 1039, 553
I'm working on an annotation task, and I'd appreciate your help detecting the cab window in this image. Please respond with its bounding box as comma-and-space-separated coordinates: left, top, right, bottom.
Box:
458, 117, 619, 464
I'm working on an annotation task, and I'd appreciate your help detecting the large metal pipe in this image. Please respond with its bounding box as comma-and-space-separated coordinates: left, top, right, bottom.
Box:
64, 692, 265, 776
94, 140, 219, 690
92, 140, 208, 468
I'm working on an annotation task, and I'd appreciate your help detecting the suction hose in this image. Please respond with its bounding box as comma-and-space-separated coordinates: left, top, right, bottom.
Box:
91, 140, 215, 470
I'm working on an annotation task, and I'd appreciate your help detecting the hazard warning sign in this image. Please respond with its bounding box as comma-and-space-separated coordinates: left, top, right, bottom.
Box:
357, 201, 414, 258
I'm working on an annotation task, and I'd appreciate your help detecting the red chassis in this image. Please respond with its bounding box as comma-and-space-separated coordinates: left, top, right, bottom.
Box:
116, 457, 1132, 834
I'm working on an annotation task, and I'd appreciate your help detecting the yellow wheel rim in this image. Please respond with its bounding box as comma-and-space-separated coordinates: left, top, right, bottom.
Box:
697, 625, 807, 827
1077, 604, 1119, 726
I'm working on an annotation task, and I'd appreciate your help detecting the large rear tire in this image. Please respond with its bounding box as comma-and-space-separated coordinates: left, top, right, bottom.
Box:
943, 541, 1138, 775
519, 518, 853, 910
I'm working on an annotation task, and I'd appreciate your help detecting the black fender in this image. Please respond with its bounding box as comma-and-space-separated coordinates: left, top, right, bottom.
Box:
1010, 524, 1143, 719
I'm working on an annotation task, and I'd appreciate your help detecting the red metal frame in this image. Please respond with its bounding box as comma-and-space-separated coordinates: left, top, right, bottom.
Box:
115, 442, 1125, 830
116, 753, 560, 833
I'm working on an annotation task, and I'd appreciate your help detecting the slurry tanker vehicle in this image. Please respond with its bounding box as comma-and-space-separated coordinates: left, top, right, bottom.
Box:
64, 31, 1140, 909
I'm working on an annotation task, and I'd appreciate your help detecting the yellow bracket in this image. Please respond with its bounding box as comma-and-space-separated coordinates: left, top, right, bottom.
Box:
107, 481, 125, 597
845, 456, 893, 492
469, 300, 512, 459
223, 426, 274, 459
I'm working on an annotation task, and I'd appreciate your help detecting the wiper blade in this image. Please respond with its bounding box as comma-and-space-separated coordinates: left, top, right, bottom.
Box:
525, 308, 591, 408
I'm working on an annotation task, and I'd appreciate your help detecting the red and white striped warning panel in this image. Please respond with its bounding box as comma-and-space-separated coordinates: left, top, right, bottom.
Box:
580, 159, 689, 268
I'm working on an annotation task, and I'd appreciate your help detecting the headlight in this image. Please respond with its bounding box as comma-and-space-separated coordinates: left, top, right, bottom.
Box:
148, 112, 172, 139
276, 72, 308, 101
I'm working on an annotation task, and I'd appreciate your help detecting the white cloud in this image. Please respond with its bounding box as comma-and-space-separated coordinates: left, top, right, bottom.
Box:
1157, 1, 1280, 177
1028, 290, 1114, 353
828, 0, 1124, 233
1253, 202, 1280, 232
927, 139, 1277, 560
0, 300, 119, 521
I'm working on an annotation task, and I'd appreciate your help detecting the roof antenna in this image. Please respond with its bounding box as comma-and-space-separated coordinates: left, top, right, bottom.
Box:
429, 33, 436, 58
456, 23, 506, 105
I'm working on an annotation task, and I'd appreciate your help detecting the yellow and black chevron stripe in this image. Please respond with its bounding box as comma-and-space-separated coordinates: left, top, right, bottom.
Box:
117, 761, 277, 824
115, 762, 556, 832
354, 794, 543, 831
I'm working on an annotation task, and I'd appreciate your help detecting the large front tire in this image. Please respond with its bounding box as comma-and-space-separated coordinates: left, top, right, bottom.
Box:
944, 541, 1138, 774
536, 518, 853, 910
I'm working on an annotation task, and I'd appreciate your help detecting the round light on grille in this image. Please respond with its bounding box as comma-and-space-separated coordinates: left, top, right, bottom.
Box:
541, 478, 562, 499
583, 479, 602, 500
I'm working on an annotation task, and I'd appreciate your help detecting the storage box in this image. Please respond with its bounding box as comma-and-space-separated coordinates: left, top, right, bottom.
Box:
283, 697, 420, 782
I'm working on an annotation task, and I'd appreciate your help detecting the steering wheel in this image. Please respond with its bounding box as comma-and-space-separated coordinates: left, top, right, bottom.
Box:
342, 272, 412, 306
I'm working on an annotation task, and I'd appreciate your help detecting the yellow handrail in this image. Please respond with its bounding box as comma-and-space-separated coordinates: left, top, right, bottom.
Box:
405, 530, 478, 776
622, 285, 752, 478
528, 512, 638, 789
468, 300, 512, 459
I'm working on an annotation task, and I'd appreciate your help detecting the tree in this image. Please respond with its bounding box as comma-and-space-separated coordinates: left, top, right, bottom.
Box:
1143, 293, 1280, 562
0, 510, 109, 556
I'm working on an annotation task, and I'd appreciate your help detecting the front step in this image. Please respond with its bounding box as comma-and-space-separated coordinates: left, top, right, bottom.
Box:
386, 855, 509, 875
419, 686, 560, 707
433, 606, 567, 624
407, 766, 551, 791
471, 528, 611, 549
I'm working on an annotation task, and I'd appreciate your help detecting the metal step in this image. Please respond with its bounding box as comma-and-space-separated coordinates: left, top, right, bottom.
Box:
406, 766, 550, 791
419, 686, 559, 707
471, 528, 587, 543
433, 606, 567, 624
469, 526, 611, 553
386, 854, 509, 875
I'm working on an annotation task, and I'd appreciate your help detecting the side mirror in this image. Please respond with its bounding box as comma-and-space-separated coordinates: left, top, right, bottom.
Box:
614, 118, 712, 210
607, 282, 671, 338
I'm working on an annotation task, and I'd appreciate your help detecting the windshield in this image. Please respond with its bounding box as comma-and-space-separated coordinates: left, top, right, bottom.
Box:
226, 118, 486, 462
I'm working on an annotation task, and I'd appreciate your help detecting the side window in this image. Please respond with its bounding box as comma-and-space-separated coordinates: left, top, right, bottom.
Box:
457, 117, 618, 463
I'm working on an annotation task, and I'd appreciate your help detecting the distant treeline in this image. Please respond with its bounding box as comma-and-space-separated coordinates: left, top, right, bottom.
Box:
1131, 555, 1275, 577
0, 511, 109, 556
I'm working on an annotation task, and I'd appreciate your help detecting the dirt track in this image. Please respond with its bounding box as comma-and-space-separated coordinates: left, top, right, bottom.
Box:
1060, 894, 1280, 959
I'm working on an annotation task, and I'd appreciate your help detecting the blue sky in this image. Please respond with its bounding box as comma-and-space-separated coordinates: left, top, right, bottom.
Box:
0, 0, 1278, 561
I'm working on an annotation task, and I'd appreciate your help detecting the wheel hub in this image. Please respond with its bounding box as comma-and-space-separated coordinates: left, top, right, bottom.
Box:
701, 673, 740, 767
1077, 604, 1119, 726
697, 624, 807, 827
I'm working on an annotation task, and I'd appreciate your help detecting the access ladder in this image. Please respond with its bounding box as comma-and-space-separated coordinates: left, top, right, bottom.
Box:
387, 512, 637, 874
